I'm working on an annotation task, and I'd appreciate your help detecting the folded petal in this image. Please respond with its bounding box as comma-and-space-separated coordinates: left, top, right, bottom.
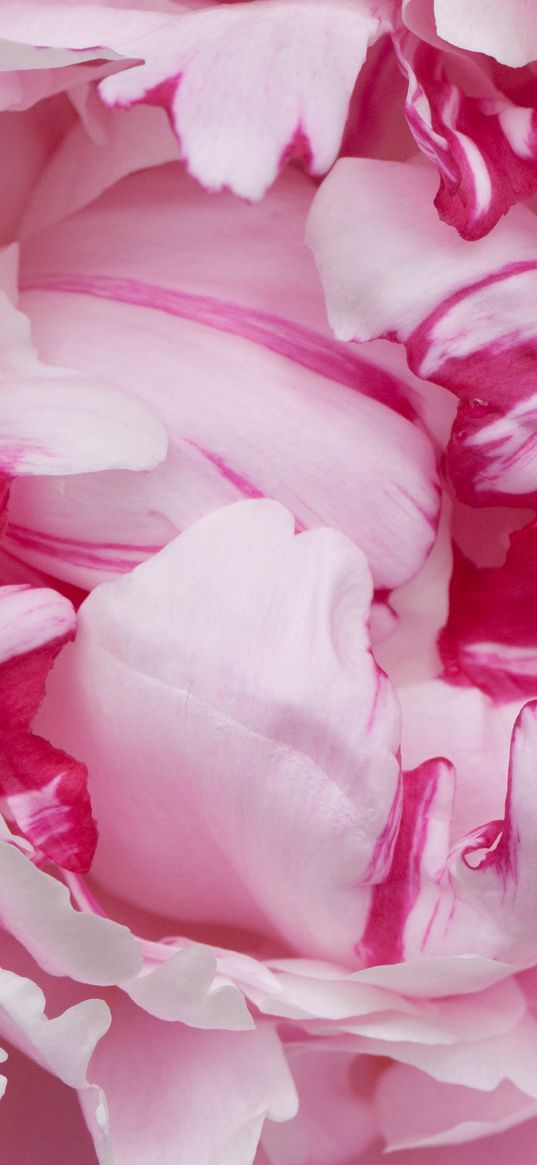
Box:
0, 582, 98, 868
0, 730, 97, 872
434, 0, 537, 68
439, 525, 537, 700
0, 584, 75, 727
99, 0, 386, 199
0, 956, 110, 1159
307, 157, 537, 505
376, 1062, 537, 1150
123, 944, 253, 1030
37, 500, 401, 962
420, 701, 537, 963
0, 839, 141, 984
261, 1046, 377, 1165
363, 1112, 537, 1163
0, 966, 109, 1089
83, 999, 297, 1165
395, 28, 537, 239
15, 164, 439, 590
0, 246, 166, 476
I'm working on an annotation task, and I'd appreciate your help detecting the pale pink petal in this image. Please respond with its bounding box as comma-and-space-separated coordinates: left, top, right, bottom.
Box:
0, 839, 141, 984
0, 104, 72, 246
398, 680, 524, 838
307, 157, 537, 505
0, 246, 167, 476
0, 584, 75, 727
99, 0, 387, 199
422, 701, 537, 963
84, 999, 297, 1165
434, 0, 537, 68
259, 957, 524, 1039
37, 500, 401, 962
0, 0, 386, 197
0, 966, 109, 1088
376, 1062, 537, 1150
15, 164, 439, 589
362, 1114, 537, 1163
0, 958, 109, 1157
123, 944, 253, 1030
21, 101, 180, 239
261, 1046, 378, 1165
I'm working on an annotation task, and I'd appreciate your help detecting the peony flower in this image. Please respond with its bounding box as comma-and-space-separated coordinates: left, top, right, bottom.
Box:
3, 3, 537, 1165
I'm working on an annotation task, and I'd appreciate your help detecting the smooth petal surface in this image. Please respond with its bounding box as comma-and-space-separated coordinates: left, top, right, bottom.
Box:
0, 839, 141, 984
376, 1062, 537, 1150
37, 500, 401, 961
0, 967, 109, 1089
99, 0, 385, 199
261, 1046, 377, 1165
84, 999, 297, 1165
14, 164, 439, 590
0, 246, 166, 477
434, 0, 537, 68
123, 944, 253, 1030
362, 1115, 537, 1163
308, 158, 537, 505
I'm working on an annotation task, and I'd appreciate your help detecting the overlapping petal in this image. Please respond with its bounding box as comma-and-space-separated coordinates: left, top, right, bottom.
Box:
83, 999, 297, 1165
37, 499, 401, 962
307, 157, 537, 506
0, 583, 98, 869
9, 163, 439, 590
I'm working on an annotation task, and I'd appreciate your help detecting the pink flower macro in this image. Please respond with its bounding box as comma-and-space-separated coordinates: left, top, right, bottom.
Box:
3, 2, 537, 1164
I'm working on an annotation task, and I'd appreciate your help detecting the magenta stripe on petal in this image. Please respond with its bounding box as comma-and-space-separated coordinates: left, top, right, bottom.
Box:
21, 274, 416, 420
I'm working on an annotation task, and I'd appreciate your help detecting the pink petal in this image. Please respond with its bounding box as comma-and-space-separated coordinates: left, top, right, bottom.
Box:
261, 1046, 378, 1165
0, 247, 167, 477
0, 941, 110, 1154
0, 584, 97, 869
37, 500, 401, 962
439, 523, 537, 700
423, 701, 537, 963
98, 0, 386, 199
0, 584, 75, 727
434, 0, 537, 68
123, 944, 253, 1029
307, 157, 537, 505
357, 757, 455, 967
0, 730, 97, 872
363, 1113, 537, 1163
0, 840, 142, 984
376, 1062, 537, 1150
15, 163, 439, 590
395, 28, 537, 240
84, 999, 297, 1165
21, 102, 180, 239
0, 966, 109, 1089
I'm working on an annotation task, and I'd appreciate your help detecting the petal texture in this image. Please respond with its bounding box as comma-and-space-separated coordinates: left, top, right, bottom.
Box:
37, 500, 401, 961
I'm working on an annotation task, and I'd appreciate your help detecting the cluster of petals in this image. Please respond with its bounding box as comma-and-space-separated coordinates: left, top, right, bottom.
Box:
2, 2, 537, 1164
